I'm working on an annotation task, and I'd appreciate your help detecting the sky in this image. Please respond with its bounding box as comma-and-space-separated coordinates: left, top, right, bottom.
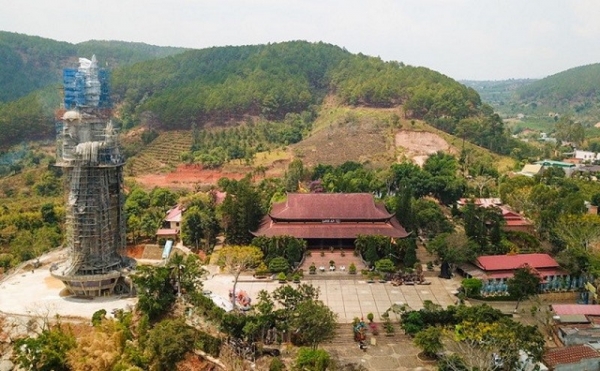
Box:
2, 0, 600, 81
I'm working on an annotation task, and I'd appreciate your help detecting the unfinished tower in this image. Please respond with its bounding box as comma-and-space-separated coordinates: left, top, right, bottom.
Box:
52, 56, 134, 296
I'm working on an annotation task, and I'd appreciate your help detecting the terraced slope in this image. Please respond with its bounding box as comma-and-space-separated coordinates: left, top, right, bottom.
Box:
126, 131, 193, 175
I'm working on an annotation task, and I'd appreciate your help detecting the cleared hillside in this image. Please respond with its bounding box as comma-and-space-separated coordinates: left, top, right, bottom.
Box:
124, 101, 515, 188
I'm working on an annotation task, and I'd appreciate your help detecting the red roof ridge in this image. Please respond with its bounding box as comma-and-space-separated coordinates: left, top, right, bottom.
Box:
475, 253, 560, 271
269, 193, 393, 221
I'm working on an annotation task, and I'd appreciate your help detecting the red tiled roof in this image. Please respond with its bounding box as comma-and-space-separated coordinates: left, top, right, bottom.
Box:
475, 254, 560, 272
269, 193, 393, 221
156, 228, 178, 236
252, 219, 408, 239
253, 193, 408, 239
552, 304, 600, 316
164, 205, 184, 222
543, 344, 599, 368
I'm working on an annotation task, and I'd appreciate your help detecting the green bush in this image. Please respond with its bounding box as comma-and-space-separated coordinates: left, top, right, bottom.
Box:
295, 348, 331, 371
461, 278, 483, 298
196, 331, 222, 357
269, 256, 290, 273
269, 357, 286, 371
277, 272, 287, 282
375, 258, 396, 273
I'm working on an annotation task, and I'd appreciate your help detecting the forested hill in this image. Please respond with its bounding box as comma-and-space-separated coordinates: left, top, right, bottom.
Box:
1, 38, 517, 156
513, 63, 600, 121
113, 41, 484, 129
0, 31, 187, 103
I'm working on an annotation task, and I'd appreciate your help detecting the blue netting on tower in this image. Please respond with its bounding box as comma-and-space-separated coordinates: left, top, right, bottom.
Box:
98, 69, 111, 108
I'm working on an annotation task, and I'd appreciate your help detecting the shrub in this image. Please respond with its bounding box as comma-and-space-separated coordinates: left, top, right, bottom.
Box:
255, 262, 269, 276
293, 273, 301, 282
277, 272, 287, 282
269, 256, 290, 273
375, 258, 396, 273
349, 263, 357, 274
461, 278, 483, 298
367, 312, 374, 323
196, 330, 222, 357
295, 348, 331, 371
269, 357, 286, 371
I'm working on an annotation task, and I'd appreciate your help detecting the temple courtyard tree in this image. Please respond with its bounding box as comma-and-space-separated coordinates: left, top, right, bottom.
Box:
217, 245, 263, 309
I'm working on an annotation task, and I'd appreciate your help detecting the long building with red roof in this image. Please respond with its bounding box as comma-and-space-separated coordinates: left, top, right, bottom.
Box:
458, 253, 583, 295
251, 193, 409, 247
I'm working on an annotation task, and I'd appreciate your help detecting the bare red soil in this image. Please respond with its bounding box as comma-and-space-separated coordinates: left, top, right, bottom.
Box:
126, 244, 145, 259
134, 164, 249, 190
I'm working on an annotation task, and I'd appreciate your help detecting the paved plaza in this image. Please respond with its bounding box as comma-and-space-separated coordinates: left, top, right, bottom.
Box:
203, 271, 462, 323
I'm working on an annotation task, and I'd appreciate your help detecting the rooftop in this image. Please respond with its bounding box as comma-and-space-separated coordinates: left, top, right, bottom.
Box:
270, 193, 393, 221
552, 304, 600, 316
543, 344, 600, 368
164, 205, 184, 222
475, 253, 560, 272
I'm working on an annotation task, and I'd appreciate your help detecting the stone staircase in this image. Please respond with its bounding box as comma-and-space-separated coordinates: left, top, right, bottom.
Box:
325, 323, 406, 347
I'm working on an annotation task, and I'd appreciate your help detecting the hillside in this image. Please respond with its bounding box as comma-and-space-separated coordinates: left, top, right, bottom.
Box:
461, 79, 535, 108
125, 100, 515, 190
0, 31, 187, 103
1, 38, 523, 171
509, 63, 600, 126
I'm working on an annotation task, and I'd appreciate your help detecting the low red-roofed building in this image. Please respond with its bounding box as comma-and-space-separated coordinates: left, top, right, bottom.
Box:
457, 253, 581, 295
252, 193, 408, 248
543, 344, 600, 371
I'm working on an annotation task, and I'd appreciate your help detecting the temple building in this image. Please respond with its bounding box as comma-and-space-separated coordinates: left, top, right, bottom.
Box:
251, 193, 408, 248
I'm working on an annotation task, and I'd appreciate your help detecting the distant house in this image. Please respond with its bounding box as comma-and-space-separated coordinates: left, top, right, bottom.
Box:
519, 164, 544, 177
543, 344, 600, 371
457, 253, 581, 295
457, 198, 535, 234
551, 304, 600, 345
251, 193, 409, 248
156, 205, 185, 241
574, 150, 600, 163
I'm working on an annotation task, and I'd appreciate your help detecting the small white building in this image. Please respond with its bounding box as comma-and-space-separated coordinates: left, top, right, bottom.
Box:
574, 150, 600, 162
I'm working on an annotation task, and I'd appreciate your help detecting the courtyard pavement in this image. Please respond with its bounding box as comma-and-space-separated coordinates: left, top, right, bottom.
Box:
203, 270, 462, 323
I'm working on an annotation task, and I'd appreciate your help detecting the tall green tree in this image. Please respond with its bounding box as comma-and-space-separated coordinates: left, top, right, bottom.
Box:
131, 265, 176, 321
507, 266, 541, 310
220, 177, 264, 245
290, 300, 337, 349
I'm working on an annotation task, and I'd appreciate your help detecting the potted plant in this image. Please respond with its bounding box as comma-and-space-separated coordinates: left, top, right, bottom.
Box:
367, 271, 375, 283
340, 248, 345, 257
309, 263, 317, 274
293, 273, 301, 283
367, 312, 374, 323
349, 263, 357, 275
329, 260, 335, 267
383, 317, 395, 336
254, 262, 269, 278
320, 251, 325, 257
369, 322, 379, 335
277, 272, 287, 283
426, 261, 434, 271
